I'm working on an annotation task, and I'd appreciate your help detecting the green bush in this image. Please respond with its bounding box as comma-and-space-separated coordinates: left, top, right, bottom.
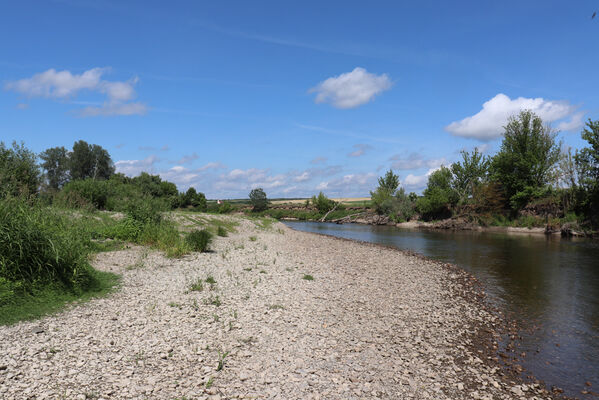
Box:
0, 198, 96, 294
217, 226, 228, 237
311, 192, 336, 213
185, 229, 212, 252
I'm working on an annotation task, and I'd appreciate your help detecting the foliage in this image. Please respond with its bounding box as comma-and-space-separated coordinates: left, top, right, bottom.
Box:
0, 198, 96, 293
310, 192, 336, 213
0, 141, 40, 198
39, 146, 70, 190
490, 110, 561, 210
185, 229, 212, 252
377, 169, 400, 193
180, 187, 207, 211
217, 226, 228, 237
69, 140, 115, 181
451, 148, 489, 203
416, 166, 458, 220
249, 188, 269, 212
574, 119, 599, 227
218, 201, 233, 214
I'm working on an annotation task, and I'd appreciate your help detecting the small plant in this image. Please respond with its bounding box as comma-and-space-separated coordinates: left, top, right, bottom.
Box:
205, 275, 216, 284
259, 269, 266, 274
168, 301, 182, 309
205, 377, 214, 389
205, 295, 221, 307
216, 350, 230, 371
213, 313, 220, 322
190, 279, 204, 292
268, 304, 285, 310
302, 274, 314, 281
217, 226, 228, 237
185, 229, 212, 252
249, 236, 257, 242
243, 267, 252, 272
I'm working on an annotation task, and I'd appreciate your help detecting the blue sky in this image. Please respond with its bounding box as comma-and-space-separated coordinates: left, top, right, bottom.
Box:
1, 1, 598, 198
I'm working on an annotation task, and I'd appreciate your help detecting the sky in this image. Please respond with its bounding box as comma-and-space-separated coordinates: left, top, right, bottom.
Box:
1, 0, 598, 199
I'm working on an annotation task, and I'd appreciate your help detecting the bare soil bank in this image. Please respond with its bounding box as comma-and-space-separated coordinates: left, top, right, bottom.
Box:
0, 215, 563, 399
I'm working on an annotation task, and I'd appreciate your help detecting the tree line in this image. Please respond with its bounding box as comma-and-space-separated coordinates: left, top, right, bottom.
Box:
371, 111, 599, 230
0, 140, 208, 212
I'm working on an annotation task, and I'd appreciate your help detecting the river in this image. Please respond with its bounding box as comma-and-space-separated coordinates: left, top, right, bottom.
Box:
284, 221, 599, 398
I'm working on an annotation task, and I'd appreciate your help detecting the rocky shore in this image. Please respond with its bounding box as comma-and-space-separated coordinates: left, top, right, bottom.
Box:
0, 215, 560, 399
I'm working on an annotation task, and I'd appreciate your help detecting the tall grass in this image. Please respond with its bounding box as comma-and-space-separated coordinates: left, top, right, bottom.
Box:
0, 197, 118, 325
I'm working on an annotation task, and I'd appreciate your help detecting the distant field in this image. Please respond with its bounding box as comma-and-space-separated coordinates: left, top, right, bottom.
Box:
270, 197, 370, 205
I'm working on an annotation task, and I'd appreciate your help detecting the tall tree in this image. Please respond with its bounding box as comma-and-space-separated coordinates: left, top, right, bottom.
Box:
451, 148, 489, 202
39, 146, 69, 190
490, 110, 561, 209
69, 140, 114, 180
377, 169, 400, 194
0, 141, 40, 198
574, 119, 599, 226
249, 188, 268, 212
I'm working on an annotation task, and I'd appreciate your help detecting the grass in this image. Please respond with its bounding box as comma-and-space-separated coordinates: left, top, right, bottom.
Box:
216, 350, 230, 371
205, 275, 216, 285
217, 226, 228, 237
185, 229, 212, 252
0, 270, 119, 326
189, 278, 204, 292
302, 274, 314, 281
249, 235, 257, 241
268, 304, 285, 310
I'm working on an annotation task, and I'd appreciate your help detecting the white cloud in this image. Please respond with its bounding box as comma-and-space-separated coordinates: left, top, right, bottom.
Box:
309, 67, 392, 109
390, 153, 446, 170
403, 167, 440, 190
557, 112, 585, 132
310, 156, 327, 165
115, 155, 160, 176
5, 67, 146, 117
294, 172, 310, 182
314, 173, 377, 196
348, 144, 373, 157
445, 93, 581, 140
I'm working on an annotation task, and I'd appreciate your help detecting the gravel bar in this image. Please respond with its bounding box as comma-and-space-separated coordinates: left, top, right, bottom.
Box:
0, 215, 557, 399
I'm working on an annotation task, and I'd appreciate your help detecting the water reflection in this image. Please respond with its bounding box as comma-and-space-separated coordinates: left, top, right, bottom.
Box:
284, 221, 599, 397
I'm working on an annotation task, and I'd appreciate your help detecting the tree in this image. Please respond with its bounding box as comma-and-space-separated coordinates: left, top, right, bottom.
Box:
490, 110, 561, 210
182, 187, 207, 211
40, 146, 69, 190
377, 169, 400, 193
310, 192, 336, 213
451, 148, 489, 203
0, 141, 40, 198
416, 166, 458, 219
69, 140, 114, 180
574, 119, 599, 226
249, 188, 268, 212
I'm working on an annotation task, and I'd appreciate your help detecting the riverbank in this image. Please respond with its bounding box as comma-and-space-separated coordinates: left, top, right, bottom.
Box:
0, 214, 562, 399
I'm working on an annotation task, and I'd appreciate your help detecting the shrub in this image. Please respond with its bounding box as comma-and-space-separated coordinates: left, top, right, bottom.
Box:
311, 192, 336, 213
0, 198, 96, 294
249, 188, 269, 212
0, 141, 41, 198
185, 229, 212, 252
218, 202, 233, 214
217, 226, 228, 237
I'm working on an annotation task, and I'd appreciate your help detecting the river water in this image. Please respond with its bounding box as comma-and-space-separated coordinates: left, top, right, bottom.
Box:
284, 221, 599, 398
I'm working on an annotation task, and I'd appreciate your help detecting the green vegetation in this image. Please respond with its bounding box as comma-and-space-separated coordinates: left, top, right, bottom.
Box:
311, 191, 337, 213
249, 187, 269, 212
217, 226, 228, 237
189, 278, 204, 292
0, 197, 119, 325
185, 229, 212, 252
369, 112, 599, 233
302, 274, 314, 281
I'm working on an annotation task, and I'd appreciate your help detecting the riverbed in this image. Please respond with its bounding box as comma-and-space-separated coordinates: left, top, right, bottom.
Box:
285, 221, 599, 398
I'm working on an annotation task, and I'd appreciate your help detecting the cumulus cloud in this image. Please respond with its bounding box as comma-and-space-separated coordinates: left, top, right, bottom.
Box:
115, 155, 160, 176
348, 144, 373, 157
403, 168, 439, 190
315, 173, 377, 196
445, 93, 582, 140
4, 67, 147, 116
557, 112, 585, 132
390, 152, 446, 170
197, 162, 226, 172
215, 168, 286, 193
309, 67, 392, 109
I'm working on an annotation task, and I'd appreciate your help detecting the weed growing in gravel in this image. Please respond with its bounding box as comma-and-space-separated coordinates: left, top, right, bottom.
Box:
217, 226, 228, 237
212, 313, 219, 322
205, 377, 214, 389
285, 267, 294, 272
185, 229, 212, 252
191, 298, 200, 311
216, 351, 230, 371
268, 304, 285, 310
205, 295, 221, 307
243, 267, 252, 272
259, 269, 267, 274
205, 275, 216, 285
302, 274, 314, 281
249, 236, 257, 241
190, 279, 204, 292
235, 243, 245, 250
168, 301, 182, 309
